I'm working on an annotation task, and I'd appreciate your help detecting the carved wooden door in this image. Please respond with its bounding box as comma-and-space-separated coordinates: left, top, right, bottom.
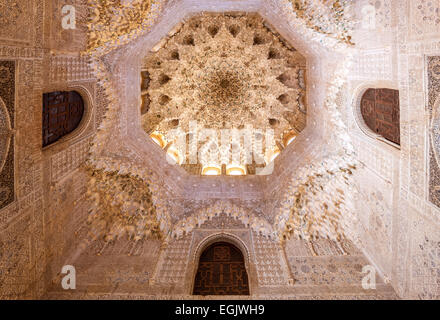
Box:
360, 88, 400, 145
43, 91, 84, 147
193, 242, 250, 296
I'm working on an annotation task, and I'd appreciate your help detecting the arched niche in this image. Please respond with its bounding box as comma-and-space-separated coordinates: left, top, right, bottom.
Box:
360, 88, 400, 145
42, 86, 93, 149
192, 241, 250, 296
188, 233, 255, 296
353, 83, 401, 148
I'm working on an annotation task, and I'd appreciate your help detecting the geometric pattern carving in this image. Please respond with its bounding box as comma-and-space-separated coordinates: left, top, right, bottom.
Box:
193, 242, 249, 296
0, 60, 15, 210
155, 235, 192, 285
49, 56, 94, 83
360, 88, 400, 145
288, 255, 368, 287
42, 91, 84, 147
411, 220, 440, 300
141, 13, 307, 175
253, 232, 289, 286
50, 136, 92, 182
351, 47, 392, 81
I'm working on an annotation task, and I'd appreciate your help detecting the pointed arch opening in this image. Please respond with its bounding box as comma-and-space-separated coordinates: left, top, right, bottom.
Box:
192, 241, 250, 296
360, 88, 400, 145
42, 90, 85, 147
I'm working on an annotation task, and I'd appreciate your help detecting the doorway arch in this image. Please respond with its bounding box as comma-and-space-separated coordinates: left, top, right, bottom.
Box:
42, 90, 86, 147
359, 88, 400, 145
192, 241, 250, 296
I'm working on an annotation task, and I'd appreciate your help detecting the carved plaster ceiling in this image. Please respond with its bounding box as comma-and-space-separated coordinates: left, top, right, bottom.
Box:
140, 13, 307, 175
85, 0, 357, 244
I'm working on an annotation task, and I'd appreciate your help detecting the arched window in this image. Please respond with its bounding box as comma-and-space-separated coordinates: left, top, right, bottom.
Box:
193, 242, 250, 296
42, 91, 84, 147
360, 88, 400, 145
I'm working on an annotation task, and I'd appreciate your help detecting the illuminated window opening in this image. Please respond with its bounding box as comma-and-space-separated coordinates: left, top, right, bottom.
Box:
283, 131, 297, 147
150, 132, 167, 148
202, 165, 221, 176
166, 145, 183, 165
266, 147, 280, 164
226, 165, 246, 176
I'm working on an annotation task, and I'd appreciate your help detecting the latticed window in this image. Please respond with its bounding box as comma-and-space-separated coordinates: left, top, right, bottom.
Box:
42, 91, 84, 147
193, 242, 250, 296
360, 88, 400, 145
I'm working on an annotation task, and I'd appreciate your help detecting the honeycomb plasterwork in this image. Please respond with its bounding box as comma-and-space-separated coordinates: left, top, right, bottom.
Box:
28, 0, 415, 300
141, 13, 307, 174
274, 156, 358, 243
85, 167, 164, 242
84, 0, 359, 249
272, 54, 359, 245
86, 0, 164, 54
287, 0, 355, 45
13, 0, 440, 301
87, 0, 357, 177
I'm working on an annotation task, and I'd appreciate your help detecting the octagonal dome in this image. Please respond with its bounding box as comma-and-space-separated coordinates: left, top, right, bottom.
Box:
140, 13, 307, 175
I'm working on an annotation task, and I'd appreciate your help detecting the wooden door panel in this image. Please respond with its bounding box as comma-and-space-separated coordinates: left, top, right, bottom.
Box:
43, 91, 84, 147
193, 242, 250, 296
